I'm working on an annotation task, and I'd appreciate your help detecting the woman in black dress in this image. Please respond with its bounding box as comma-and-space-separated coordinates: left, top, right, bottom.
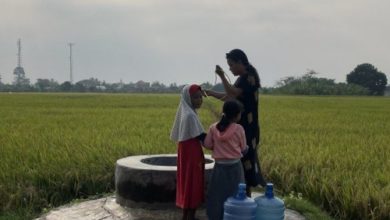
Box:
205, 49, 266, 196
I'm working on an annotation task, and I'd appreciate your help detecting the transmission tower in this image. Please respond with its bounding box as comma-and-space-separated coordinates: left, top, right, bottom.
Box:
13, 39, 28, 86
17, 39, 22, 67
68, 43, 74, 83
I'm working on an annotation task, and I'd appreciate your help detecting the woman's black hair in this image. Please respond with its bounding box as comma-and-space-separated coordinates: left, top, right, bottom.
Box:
226, 49, 261, 86
216, 100, 243, 132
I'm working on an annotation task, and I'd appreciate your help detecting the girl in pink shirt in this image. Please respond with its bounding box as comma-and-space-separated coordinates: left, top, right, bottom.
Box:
204, 100, 248, 220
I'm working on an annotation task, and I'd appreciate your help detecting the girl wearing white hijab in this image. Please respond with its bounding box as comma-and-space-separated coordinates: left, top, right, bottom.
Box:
170, 84, 206, 220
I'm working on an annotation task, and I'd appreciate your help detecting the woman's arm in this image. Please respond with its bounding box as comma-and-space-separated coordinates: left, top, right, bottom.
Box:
204, 90, 228, 101
205, 66, 245, 100
217, 71, 242, 98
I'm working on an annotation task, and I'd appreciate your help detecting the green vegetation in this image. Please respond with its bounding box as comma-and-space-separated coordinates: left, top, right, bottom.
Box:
0, 93, 214, 219
262, 70, 370, 96
347, 63, 388, 96
1, 93, 389, 219
284, 195, 334, 220
260, 95, 390, 219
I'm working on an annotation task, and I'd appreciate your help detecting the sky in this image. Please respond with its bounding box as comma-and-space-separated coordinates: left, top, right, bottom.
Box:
0, 0, 389, 87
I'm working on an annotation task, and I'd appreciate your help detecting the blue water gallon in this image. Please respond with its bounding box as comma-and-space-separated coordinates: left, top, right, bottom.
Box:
223, 183, 257, 220
254, 183, 285, 220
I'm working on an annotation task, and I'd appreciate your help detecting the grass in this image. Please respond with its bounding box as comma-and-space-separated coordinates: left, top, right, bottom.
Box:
1, 93, 389, 219
284, 196, 334, 220
0, 93, 214, 219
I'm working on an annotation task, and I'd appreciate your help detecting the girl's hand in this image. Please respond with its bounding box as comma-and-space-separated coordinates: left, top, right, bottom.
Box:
215, 65, 225, 77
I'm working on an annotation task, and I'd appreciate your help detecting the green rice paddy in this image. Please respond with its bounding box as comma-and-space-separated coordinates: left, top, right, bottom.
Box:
0, 93, 389, 219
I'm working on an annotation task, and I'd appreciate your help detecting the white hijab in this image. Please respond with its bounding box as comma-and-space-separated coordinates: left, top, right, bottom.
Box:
170, 85, 205, 142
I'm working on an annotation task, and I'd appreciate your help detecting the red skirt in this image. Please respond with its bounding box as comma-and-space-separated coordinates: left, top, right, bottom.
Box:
176, 138, 205, 209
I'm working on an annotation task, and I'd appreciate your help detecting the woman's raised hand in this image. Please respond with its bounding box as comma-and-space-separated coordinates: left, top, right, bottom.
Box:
215, 65, 225, 77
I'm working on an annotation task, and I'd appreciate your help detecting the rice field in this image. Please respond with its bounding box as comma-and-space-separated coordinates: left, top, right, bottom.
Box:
260, 95, 390, 219
0, 93, 389, 219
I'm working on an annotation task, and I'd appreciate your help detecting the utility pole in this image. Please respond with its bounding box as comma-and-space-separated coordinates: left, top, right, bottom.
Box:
68, 43, 74, 83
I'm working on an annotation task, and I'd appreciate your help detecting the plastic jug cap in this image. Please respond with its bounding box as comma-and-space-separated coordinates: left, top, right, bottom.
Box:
265, 183, 274, 199
236, 183, 247, 200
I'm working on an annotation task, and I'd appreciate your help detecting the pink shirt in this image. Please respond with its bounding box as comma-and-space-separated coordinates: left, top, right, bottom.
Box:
204, 122, 247, 160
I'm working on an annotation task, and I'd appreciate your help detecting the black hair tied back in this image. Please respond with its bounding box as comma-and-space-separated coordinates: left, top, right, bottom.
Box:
216, 100, 243, 132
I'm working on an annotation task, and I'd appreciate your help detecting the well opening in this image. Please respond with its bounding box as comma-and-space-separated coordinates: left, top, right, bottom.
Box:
141, 156, 214, 166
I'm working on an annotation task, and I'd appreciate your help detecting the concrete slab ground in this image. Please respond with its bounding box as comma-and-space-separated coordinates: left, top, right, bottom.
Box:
36, 194, 305, 220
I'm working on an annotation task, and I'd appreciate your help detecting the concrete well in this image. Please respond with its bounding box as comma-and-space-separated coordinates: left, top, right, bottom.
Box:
115, 154, 215, 209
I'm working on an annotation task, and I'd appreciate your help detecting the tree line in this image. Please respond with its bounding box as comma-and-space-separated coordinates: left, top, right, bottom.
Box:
0, 78, 191, 93
0, 63, 388, 96
263, 63, 388, 96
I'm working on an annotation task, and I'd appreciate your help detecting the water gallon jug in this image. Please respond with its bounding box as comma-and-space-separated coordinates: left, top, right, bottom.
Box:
254, 183, 285, 220
223, 183, 257, 220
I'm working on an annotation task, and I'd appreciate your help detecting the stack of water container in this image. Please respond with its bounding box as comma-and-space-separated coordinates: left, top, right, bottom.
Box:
223, 183, 285, 220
